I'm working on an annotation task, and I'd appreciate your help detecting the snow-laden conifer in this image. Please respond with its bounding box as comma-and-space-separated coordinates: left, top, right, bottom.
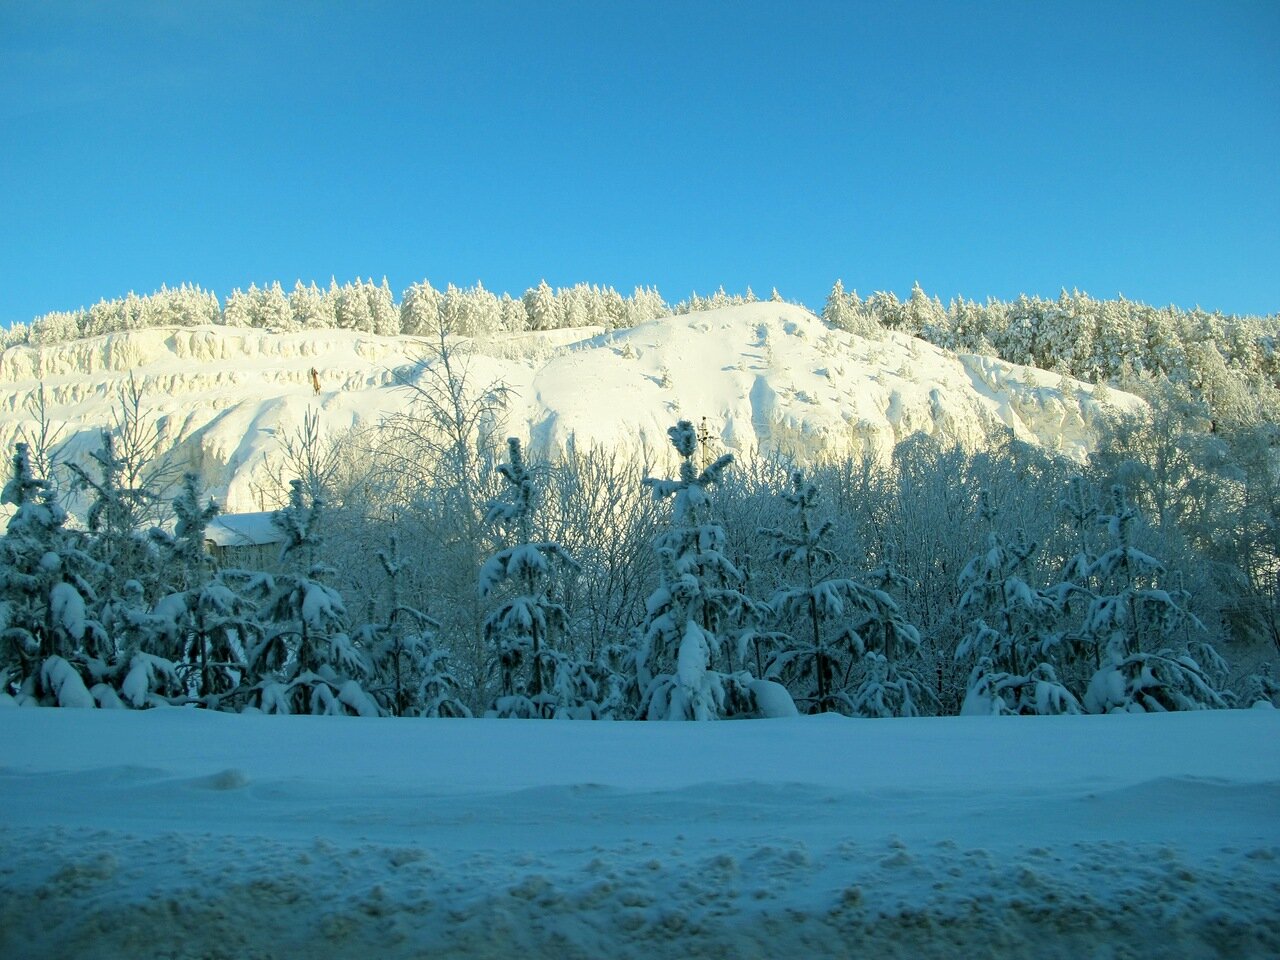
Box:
0, 443, 105, 706
68, 430, 158, 608
954, 491, 1082, 715
67, 424, 179, 705
361, 536, 469, 717
762, 469, 928, 716
1080, 486, 1227, 712
633, 421, 757, 720
479, 438, 581, 718
245, 479, 376, 715
146, 474, 256, 706
1237, 663, 1280, 709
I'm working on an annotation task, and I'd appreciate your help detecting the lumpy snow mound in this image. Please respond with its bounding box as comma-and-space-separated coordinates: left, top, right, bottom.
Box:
0, 303, 1142, 512
1, 709, 1277, 959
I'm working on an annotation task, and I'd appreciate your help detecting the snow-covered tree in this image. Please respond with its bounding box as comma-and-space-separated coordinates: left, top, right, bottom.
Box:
865, 290, 903, 331
499, 292, 527, 333
0, 444, 103, 706
633, 422, 757, 720
822, 280, 854, 332
904, 282, 947, 340
222, 286, 256, 328
822, 284, 864, 334
479, 438, 580, 718
26, 309, 81, 345
145, 474, 256, 706
289, 281, 337, 330
1237, 663, 1280, 709
762, 469, 927, 716
1080, 486, 1226, 713
333, 279, 376, 332
17, 381, 68, 487
954, 493, 1082, 716
627, 285, 668, 324
255, 282, 295, 331
67, 430, 158, 606
246, 480, 377, 715
523, 280, 558, 331
361, 536, 469, 717
400, 280, 442, 335
368, 277, 400, 336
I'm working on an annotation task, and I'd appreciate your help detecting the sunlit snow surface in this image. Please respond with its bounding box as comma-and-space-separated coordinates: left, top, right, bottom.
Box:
0, 304, 1142, 514
1, 708, 1277, 958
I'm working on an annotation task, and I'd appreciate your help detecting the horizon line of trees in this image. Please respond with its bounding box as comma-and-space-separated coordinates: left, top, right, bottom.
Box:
823, 280, 1279, 398
7, 278, 1277, 396
8, 279, 1278, 440
4, 279, 785, 350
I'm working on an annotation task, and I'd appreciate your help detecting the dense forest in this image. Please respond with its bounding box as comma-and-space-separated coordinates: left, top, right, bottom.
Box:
2, 278, 1278, 718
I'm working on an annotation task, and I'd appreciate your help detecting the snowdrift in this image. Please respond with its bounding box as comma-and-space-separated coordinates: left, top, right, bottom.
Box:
0, 303, 1142, 512
0, 707, 1276, 958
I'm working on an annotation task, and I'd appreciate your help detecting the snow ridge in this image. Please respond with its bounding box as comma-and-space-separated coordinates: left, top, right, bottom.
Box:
0, 303, 1142, 513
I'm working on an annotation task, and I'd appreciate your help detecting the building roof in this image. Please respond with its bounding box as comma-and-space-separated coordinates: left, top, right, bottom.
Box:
204, 512, 283, 547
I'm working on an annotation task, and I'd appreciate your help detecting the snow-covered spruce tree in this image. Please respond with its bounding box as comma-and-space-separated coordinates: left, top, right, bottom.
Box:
66, 430, 198, 708
633, 421, 758, 720
479, 438, 582, 718
1237, 663, 1280, 709
1081, 485, 1227, 713
1045, 474, 1109, 683
17, 381, 67, 487
92, 578, 183, 709
954, 492, 1082, 716
67, 430, 158, 604
843, 551, 938, 717
822, 280, 856, 333
762, 469, 928, 716
360, 536, 470, 717
245, 479, 378, 715
146, 474, 257, 707
0, 443, 105, 707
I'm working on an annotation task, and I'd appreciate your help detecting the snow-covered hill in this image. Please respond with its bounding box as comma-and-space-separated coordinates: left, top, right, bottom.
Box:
0, 303, 1142, 512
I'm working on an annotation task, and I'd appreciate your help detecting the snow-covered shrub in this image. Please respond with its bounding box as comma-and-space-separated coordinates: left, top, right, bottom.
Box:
961, 658, 1082, 716
38, 655, 95, 708
1237, 663, 1280, 708
1084, 651, 1227, 713
119, 651, 183, 708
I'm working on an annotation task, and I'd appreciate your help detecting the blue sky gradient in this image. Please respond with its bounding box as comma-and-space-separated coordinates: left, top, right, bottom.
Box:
2, 0, 1277, 327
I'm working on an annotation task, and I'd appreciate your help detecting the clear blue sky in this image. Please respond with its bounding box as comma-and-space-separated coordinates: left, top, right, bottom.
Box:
2, 0, 1277, 327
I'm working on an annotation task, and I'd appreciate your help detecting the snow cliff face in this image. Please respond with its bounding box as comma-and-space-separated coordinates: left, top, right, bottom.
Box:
0, 303, 1141, 513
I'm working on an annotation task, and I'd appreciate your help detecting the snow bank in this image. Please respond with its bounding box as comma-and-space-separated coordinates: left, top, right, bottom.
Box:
0, 709, 1276, 958
0, 306, 1142, 513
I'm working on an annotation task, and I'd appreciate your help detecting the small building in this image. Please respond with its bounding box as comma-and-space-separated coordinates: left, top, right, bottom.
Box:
204, 512, 284, 570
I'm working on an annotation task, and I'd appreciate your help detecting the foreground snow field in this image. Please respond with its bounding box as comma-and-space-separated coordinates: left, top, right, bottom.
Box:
1, 709, 1277, 959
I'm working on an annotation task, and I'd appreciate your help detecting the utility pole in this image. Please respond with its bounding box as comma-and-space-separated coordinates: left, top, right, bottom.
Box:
697, 416, 713, 470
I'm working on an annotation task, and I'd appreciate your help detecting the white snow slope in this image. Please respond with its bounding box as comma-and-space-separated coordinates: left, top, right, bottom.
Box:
1, 708, 1277, 959
0, 303, 1141, 513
